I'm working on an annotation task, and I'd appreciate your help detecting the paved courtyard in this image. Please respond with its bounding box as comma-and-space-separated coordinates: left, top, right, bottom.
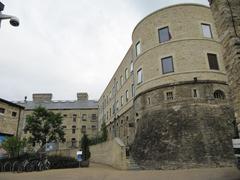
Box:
0, 163, 240, 180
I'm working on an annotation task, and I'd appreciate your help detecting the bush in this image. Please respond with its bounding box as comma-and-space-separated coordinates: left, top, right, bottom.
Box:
48, 155, 79, 169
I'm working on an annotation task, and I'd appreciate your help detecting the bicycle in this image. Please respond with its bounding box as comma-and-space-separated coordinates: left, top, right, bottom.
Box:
3, 161, 12, 172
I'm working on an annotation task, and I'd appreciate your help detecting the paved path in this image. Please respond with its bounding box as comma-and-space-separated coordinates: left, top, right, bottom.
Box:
0, 163, 240, 180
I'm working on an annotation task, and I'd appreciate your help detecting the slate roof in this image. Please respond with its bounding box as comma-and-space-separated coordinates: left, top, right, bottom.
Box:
16, 100, 98, 110
0, 98, 25, 109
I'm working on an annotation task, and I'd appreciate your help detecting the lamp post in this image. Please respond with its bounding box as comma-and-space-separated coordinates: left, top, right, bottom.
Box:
0, 2, 19, 28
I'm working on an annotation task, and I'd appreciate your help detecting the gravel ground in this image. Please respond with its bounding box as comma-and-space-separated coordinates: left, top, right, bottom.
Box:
0, 163, 240, 180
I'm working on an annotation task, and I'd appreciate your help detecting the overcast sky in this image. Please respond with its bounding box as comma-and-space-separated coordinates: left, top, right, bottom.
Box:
0, 0, 208, 101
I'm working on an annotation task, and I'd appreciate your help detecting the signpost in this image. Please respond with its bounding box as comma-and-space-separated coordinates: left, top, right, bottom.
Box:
77, 151, 82, 167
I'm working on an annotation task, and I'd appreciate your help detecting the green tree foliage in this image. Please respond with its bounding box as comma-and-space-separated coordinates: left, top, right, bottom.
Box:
89, 121, 108, 145
101, 121, 108, 141
81, 134, 91, 161
0, 136, 26, 158
24, 106, 65, 149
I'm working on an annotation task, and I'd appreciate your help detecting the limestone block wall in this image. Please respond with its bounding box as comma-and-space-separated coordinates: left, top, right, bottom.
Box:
90, 138, 128, 170
209, 0, 240, 127
131, 83, 235, 169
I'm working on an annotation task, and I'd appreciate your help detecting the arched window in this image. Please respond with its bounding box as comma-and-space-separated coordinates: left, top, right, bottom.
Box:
214, 90, 225, 99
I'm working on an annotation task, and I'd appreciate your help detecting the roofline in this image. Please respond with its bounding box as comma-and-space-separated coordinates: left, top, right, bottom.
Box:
24, 108, 98, 111
132, 3, 210, 38
0, 98, 25, 109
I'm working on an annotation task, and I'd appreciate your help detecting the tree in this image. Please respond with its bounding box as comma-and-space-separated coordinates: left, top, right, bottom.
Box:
1, 136, 26, 158
81, 134, 91, 161
101, 121, 108, 141
24, 106, 65, 150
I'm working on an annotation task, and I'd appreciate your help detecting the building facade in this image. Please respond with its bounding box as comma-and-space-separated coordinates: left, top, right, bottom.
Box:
209, 0, 240, 133
98, 4, 235, 169
18, 93, 98, 149
0, 98, 25, 157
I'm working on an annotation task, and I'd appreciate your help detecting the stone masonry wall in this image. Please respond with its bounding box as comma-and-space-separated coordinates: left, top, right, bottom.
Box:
209, 0, 240, 128
131, 82, 235, 169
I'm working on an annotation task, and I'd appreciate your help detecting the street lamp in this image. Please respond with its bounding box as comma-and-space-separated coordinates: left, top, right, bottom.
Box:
0, 2, 19, 27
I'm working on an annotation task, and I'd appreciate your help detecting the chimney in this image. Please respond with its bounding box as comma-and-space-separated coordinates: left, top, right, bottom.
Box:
32, 93, 53, 102
77, 92, 88, 101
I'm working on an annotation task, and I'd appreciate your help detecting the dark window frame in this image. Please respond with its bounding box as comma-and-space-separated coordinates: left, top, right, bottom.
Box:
161, 56, 174, 74
158, 26, 171, 43
135, 41, 141, 57
207, 53, 219, 70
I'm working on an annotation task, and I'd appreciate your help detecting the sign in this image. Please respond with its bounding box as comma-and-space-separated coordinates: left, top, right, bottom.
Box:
232, 139, 240, 148
77, 151, 82, 162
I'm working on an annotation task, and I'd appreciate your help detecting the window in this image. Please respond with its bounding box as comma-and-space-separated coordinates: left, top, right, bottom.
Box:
62, 125, 67, 128
110, 108, 112, 117
82, 114, 87, 121
165, 91, 174, 100
12, 112, 17, 117
126, 90, 129, 102
137, 68, 143, 84
81, 125, 87, 133
71, 138, 77, 147
72, 126, 76, 134
161, 56, 174, 74
63, 114, 67, 117
214, 90, 225, 99
92, 114, 97, 121
158, 26, 171, 43
92, 125, 96, 130
201, 23, 213, 38
135, 41, 141, 56
125, 68, 129, 80
147, 97, 151, 104
121, 96, 124, 106
73, 114, 77, 122
0, 108, 5, 114
116, 81, 119, 91
192, 89, 198, 98
120, 75, 124, 86
131, 84, 135, 97
116, 100, 119, 111
130, 61, 133, 72
207, 53, 219, 70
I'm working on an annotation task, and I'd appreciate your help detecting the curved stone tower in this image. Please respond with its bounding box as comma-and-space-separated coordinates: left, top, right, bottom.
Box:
98, 4, 235, 169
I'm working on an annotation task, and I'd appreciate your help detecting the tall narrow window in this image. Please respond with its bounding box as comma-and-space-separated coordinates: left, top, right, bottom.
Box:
73, 114, 77, 122
135, 41, 141, 56
201, 23, 213, 38
125, 68, 129, 80
116, 81, 119, 91
192, 89, 198, 98
126, 90, 129, 102
120, 75, 124, 86
121, 96, 124, 106
81, 125, 86, 133
130, 61, 133, 72
137, 68, 143, 84
159, 26, 171, 43
116, 100, 119, 111
207, 53, 219, 70
82, 114, 87, 121
72, 126, 76, 134
131, 84, 135, 97
161, 56, 174, 74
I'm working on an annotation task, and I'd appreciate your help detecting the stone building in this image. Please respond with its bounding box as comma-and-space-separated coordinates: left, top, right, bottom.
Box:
98, 4, 235, 169
18, 93, 98, 149
209, 0, 240, 133
0, 98, 25, 157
